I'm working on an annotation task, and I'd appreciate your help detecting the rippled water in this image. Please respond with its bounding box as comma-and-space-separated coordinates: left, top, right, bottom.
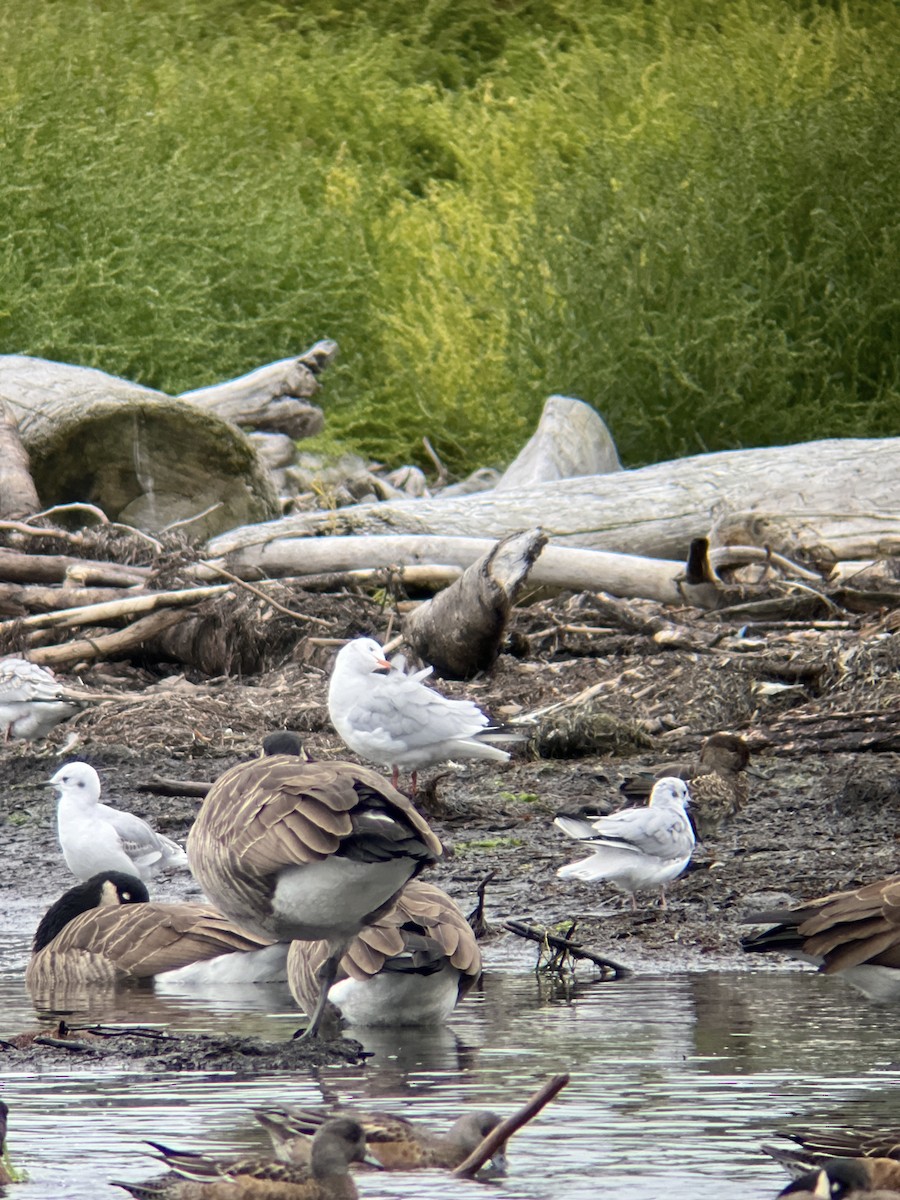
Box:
1, 933, 899, 1199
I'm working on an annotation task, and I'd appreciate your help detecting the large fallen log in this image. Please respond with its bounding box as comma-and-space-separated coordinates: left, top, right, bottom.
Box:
207, 437, 900, 565
0, 351, 333, 539
0, 402, 40, 519
200, 534, 690, 604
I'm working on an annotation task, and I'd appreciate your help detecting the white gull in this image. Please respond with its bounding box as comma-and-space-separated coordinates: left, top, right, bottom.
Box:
327, 637, 510, 791
554, 776, 694, 909
0, 657, 84, 741
51, 761, 189, 882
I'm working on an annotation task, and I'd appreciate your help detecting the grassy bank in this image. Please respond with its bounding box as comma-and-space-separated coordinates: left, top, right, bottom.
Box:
1, 1, 897, 472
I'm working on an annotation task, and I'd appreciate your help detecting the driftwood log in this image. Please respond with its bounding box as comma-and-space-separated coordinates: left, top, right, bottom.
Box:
200, 534, 690, 604
402, 528, 548, 677
0, 402, 40, 519
0, 347, 334, 539
494, 395, 621, 490
207, 438, 900, 565
178, 340, 334, 438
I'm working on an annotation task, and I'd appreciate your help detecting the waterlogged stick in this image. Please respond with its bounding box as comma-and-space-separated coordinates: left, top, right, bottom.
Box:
451, 1072, 571, 1179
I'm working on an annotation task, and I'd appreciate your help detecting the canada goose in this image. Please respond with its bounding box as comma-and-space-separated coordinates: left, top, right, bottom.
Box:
51, 762, 189, 882
112, 1117, 375, 1199
554, 777, 694, 909
327, 637, 509, 792
777, 1157, 900, 1197
742, 875, 900, 1000
25, 871, 286, 1001
186, 750, 443, 1037
620, 733, 751, 840
286, 879, 481, 1027
254, 1105, 507, 1173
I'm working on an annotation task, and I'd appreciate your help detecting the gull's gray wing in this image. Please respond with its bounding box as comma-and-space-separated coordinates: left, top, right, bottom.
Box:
588, 804, 693, 860
99, 804, 185, 868
344, 675, 489, 751
0, 658, 64, 703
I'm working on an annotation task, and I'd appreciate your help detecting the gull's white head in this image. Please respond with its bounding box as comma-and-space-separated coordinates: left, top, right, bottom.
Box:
49, 761, 101, 800
649, 777, 690, 809
339, 637, 392, 675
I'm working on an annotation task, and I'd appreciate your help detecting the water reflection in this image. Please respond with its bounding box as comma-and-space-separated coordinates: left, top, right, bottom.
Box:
0, 946, 898, 1200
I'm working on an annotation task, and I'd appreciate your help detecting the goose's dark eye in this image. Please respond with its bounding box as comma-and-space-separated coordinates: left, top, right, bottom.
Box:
122, 891, 132, 901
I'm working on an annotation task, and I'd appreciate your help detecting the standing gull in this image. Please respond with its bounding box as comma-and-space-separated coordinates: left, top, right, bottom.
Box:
51, 762, 189, 883
327, 637, 510, 791
554, 777, 694, 909
619, 732, 751, 841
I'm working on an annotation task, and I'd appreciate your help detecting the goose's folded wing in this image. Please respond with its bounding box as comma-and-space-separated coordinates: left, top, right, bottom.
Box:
36, 903, 275, 978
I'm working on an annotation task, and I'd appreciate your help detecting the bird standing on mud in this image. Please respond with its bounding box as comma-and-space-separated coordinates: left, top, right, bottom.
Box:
52, 762, 189, 882
554, 777, 694, 909
327, 637, 510, 792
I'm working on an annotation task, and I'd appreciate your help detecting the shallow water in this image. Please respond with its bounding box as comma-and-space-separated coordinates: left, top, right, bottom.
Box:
1, 937, 899, 1199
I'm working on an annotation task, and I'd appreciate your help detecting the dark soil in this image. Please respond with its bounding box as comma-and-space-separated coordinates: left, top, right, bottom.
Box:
1, 588, 897, 1066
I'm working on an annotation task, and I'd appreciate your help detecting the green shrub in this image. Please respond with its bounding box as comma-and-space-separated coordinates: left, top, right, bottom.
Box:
0, 0, 896, 473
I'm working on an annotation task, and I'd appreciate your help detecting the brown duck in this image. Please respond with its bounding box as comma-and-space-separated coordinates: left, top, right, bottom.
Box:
777, 1156, 900, 1198
255, 1104, 507, 1173
112, 1117, 376, 1200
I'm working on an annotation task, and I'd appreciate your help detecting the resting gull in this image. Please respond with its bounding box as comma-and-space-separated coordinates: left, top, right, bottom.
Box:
327, 637, 510, 791
0, 656, 106, 741
554, 776, 694, 909
51, 761, 189, 882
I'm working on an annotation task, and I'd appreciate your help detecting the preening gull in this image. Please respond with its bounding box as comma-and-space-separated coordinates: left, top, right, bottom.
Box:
51, 762, 189, 882
554, 776, 694, 909
327, 637, 510, 790
0, 657, 86, 741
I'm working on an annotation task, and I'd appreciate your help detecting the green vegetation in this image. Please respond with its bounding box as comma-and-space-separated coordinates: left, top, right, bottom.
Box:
1, 1, 897, 472
454, 835, 524, 853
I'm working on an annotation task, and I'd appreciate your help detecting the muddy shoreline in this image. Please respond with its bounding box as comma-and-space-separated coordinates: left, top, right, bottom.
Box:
1, 592, 897, 1067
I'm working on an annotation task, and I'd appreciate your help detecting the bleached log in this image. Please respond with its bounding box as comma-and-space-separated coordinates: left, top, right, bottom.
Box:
403, 529, 548, 677
200, 534, 688, 605
26, 608, 190, 667
0, 548, 151, 587
495, 396, 621, 491
0, 402, 40, 518
179, 340, 335, 438
207, 438, 900, 564
0, 356, 280, 539
0, 584, 232, 636
0, 583, 131, 616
